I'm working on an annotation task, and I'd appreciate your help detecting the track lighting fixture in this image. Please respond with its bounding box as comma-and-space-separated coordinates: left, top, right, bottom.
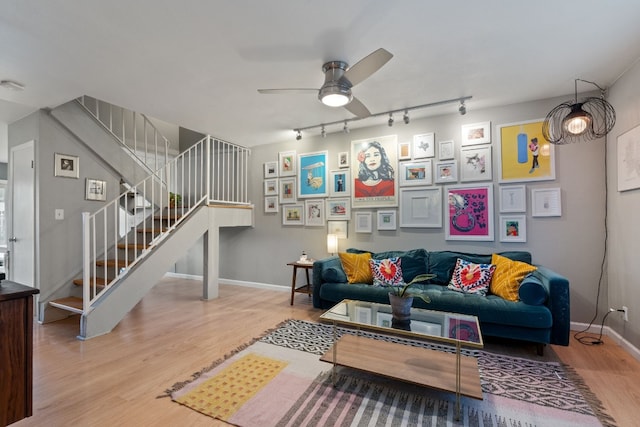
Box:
293, 95, 472, 139
0, 79, 25, 91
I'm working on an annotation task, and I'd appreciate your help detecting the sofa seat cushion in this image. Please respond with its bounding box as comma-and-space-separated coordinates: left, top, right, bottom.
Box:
429, 251, 532, 286
347, 248, 428, 283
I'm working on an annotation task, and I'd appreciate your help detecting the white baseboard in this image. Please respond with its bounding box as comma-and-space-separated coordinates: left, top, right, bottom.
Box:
571, 321, 640, 362
163, 272, 288, 293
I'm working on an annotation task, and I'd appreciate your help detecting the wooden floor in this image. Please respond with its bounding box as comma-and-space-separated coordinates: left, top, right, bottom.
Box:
13, 278, 640, 426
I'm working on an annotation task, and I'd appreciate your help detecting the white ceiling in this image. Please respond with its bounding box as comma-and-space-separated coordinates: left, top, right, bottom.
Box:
1, 1, 640, 147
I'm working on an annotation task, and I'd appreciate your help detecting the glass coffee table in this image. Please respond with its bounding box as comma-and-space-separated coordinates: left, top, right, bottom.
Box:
319, 299, 484, 420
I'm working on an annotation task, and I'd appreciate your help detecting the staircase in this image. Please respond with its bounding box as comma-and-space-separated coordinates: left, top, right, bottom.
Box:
46, 99, 253, 339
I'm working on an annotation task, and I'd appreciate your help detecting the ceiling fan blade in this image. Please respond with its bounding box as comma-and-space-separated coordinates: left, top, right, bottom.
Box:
344, 96, 371, 118
343, 48, 393, 87
258, 88, 318, 94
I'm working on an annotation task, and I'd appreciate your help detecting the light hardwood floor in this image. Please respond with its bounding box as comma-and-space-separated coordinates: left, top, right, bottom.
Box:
13, 277, 640, 426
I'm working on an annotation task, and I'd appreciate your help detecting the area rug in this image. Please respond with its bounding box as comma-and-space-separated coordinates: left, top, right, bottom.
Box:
163, 319, 616, 427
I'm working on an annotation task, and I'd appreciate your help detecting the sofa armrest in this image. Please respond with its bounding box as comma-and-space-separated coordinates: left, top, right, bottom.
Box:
312, 255, 342, 308
532, 266, 570, 346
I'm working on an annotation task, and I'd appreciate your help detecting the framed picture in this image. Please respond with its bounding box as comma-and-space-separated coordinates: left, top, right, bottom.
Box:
399, 187, 442, 228
326, 198, 350, 220
282, 204, 304, 226
499, 215, 527, 242
377, 210, 397, 231
460, 146, 492, 182
54, 153, 79, 178
617, 123, 640, 191
354, 305, 372, 324
355, 211, 373, 233
85, 178, 106, 201
399, 160, 433, 187
329, 169, 350, 197
376, 312, 393, 328
499, 185, 526, 213
264, 161, 278, 178
264, 196, 278, 213
444, 315, 481, 343
328, 220, 348, 239
497, 120, 556, 183
304, 199, 325, 226
445, 184, 494, 241
278, 150, 296, 177
279, 177, 296, 204
351, 135, 398, 209
338, 151, 349, 169
412, 133, 435, 159
461, 121, 491, 146
434, 160, 458, 184
298, 151, 328, 198
531, 187, 562, 217
438, 140, 455, 160
398, 141, 411, 160
264, 178, 278, 196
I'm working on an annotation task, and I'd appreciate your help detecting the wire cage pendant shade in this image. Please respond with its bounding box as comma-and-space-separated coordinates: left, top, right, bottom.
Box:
543, 79, 616, 145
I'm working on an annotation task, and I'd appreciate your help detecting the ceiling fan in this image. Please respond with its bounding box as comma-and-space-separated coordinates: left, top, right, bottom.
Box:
257, 48, 393, 118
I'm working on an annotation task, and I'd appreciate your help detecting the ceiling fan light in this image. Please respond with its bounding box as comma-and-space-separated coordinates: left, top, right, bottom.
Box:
562, 104, 592, 135
318, 82, 352, 107
321, 93, 350, 107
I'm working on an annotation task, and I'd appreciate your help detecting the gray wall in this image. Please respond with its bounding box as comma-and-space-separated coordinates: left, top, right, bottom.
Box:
606, 60, 640, 348
214, 95, 607, 328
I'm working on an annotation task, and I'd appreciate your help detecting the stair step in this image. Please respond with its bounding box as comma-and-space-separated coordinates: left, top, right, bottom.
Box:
49, 296, 84, 314
137, 227, 168, 234
96, 259, 131, 268
73, 277, 108, 287
154, 212, 183, 221
117, 242, 150, 250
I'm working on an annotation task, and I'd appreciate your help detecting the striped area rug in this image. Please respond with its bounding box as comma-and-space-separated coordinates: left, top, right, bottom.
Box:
165, 320, 616, 427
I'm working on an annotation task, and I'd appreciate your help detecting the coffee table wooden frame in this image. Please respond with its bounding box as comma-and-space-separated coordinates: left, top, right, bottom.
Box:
319, 299, 484, 420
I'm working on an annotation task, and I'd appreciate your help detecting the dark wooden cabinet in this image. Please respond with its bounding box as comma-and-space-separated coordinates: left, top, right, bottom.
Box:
0, 281, 39, 426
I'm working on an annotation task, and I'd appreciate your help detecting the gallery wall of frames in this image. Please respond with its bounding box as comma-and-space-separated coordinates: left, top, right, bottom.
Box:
262, 120, 561, 243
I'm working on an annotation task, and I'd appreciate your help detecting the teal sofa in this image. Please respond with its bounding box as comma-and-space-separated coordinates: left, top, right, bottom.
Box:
312, 249, 570, 353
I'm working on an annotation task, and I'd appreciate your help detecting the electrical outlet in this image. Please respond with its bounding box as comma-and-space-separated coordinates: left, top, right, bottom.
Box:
623, 306, 629, 322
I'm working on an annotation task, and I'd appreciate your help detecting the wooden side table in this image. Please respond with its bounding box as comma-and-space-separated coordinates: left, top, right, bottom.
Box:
287, 261, 314, 305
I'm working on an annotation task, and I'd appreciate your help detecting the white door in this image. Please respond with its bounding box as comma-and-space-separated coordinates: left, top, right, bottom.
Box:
9, 140, 35, 287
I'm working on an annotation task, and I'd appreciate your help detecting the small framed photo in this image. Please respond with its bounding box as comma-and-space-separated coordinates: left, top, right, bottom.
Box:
460, 146, 492, 182
304, 199, 325, 226
329, 169, 350, 197
278, 150, 296, 177
264, 161, 278, 178
412, 133, 435, 159
54, 153, 79, 178
438, 140, 455, 160
85, 178, 106, 201
326, 198, 350, 220
377, 210, 397, 231
338, 151, 349, 168
355, 211, 373, 233
398, 141, 411, 160
399, 187, 442, 228
376, 312, 393, 328
264, 196, 278, 213
282, 204, 304, 226
328, 220, 348, 239
279, 177, 296, 204
531, 187, 562, 217
354, 305, 372, 324
399, 160, 433, 186
499, 215, 526, 242
461, 121, 491, 146
499, 185, 526, 213
434, 160, 458, 184
264, 178, 278, 196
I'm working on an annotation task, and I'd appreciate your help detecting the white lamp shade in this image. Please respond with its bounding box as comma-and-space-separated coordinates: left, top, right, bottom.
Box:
327, 234, 338, 254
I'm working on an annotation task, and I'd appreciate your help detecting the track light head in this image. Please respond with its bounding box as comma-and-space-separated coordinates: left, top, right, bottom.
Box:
343, 121, 350, 133
388, 113, 394, 127
403, 110, 410, 124
295, 130, 302, 141
321, 125, 326, 138
459, 101, 466, 115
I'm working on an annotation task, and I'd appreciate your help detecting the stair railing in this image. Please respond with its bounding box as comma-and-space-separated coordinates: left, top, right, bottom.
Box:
76, 95, 173, 176
81, 136, 251, 314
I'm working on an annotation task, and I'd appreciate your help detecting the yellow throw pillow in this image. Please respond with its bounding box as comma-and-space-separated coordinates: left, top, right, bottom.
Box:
490, 253, 537, 301
338, 252, 373, 284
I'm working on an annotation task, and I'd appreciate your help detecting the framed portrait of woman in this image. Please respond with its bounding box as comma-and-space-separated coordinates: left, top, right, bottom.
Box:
351, 135, 398, 208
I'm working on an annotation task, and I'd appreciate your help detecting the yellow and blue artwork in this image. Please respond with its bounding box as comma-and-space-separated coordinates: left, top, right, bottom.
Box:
498, 120, 556, 183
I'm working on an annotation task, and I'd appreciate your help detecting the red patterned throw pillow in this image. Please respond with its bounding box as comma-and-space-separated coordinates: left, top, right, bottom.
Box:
370, 257, 404, 287
448, 258, 496, 296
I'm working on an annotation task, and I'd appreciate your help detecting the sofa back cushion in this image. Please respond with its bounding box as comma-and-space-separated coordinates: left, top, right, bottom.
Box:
347, 248, 428, 283
429, 251, 531, 285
